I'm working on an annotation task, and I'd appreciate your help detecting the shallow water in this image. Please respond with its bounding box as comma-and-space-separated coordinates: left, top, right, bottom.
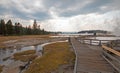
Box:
0, 45, 43, 65
90, 36, 120, 40
80, 37, 120, 45
0, 40, 67, 66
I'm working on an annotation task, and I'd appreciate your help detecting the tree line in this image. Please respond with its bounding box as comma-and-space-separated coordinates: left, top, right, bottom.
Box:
0, 19, 49, 36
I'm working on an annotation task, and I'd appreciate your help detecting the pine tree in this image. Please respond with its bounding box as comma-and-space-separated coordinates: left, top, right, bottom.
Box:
32, 19, 38, 34
0, 19, 48, 36
6, 20, 13, 35
14, 23, 18, 35
0, 19, 6, 35
19, 23, 23, 35
28, 25, 32, 35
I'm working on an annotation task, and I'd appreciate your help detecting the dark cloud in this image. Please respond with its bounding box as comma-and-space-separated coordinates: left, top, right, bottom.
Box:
57, 0, 114, 16
0, 6, 6, 15
79, 0, 112, 13
41, 0, 118, 17
28, 12, 50, 20
43, 0, 81, 8
0, 0, 120, 21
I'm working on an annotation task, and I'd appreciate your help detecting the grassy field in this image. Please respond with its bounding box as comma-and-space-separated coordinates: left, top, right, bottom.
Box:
13, 50, 37, 62
0, 35, 51, 48
0, 66, 3, 73
25, 42, 75, 73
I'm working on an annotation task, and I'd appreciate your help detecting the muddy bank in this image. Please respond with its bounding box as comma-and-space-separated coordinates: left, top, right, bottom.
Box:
0, 37, 68, 73
2, 61, 25, 73
2, 37, 67, 49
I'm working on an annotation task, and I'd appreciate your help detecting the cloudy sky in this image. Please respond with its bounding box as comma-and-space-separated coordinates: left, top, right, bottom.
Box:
0, 0, 120, 32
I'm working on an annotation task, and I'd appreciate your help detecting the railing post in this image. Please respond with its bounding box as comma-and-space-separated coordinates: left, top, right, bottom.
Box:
83, 39, 85, 44
90, 39, 92, 45
99, 40, 101, 46
68, 37, 70, 43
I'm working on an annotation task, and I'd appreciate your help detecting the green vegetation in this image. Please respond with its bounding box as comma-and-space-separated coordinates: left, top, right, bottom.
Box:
25, 42, 75, 73
0, 19, 49, 36
0, 66, 3, 73
13, 50, 37, 62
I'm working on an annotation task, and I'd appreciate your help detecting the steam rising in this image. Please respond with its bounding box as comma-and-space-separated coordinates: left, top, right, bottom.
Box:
113, 17, 120, 36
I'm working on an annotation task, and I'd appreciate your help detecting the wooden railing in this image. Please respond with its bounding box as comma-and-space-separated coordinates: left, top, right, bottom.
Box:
102, 45, 120, 73
79, 38, 120, 72
69, 38, 77, 73
79, 39, 113, 46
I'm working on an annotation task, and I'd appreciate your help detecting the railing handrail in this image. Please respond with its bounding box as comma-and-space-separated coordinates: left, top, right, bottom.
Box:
70, 38, 77, 73
79, 38, 117, 46
102, 45, 120, 73
80, 38, 115, 41
102, 45, 120, 57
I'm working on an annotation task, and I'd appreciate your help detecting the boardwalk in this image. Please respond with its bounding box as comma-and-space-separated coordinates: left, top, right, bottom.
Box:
71, 38, 114, 73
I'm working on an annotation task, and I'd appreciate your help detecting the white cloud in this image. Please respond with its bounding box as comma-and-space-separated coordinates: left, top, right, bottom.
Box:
65, 0, 94, 11
0, 14, 32, 27
48, 7, 59, 19
0, 0, 46, 14
41, 10, 120, 32
0, 0, 120, 33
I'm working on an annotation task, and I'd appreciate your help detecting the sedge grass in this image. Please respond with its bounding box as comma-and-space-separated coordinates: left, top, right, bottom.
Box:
25, 42, 75, 73
13, 50, 37, 62
0, 66, 3, 73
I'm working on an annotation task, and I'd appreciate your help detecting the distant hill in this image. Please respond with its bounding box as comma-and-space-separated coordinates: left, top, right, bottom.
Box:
78, 30, 107, 34
61, 32, 78, 34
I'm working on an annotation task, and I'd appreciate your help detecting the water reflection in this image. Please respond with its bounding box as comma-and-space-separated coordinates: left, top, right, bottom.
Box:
90, 36, 120, 40
0, 40, 67, 66
0, 45, 43, 65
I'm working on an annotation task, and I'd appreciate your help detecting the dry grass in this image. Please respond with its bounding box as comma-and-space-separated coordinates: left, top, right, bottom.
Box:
0, 35, 51, 42
0, 66, 3, 73
13, 50, 37, 62
0, 35, 51, 48
25, 42, 75, 73
14, 50, 36, 55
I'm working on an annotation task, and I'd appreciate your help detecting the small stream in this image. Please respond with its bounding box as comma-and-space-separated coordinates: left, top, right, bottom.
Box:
0, 45, 43, 66
0, 40, 67, 73
0, 40, 67, 66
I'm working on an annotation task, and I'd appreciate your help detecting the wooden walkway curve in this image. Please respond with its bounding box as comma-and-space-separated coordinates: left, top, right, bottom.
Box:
71, 38, 114, 73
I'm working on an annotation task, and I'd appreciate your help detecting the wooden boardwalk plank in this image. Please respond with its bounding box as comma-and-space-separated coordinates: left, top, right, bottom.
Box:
71, 38, 114, 73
